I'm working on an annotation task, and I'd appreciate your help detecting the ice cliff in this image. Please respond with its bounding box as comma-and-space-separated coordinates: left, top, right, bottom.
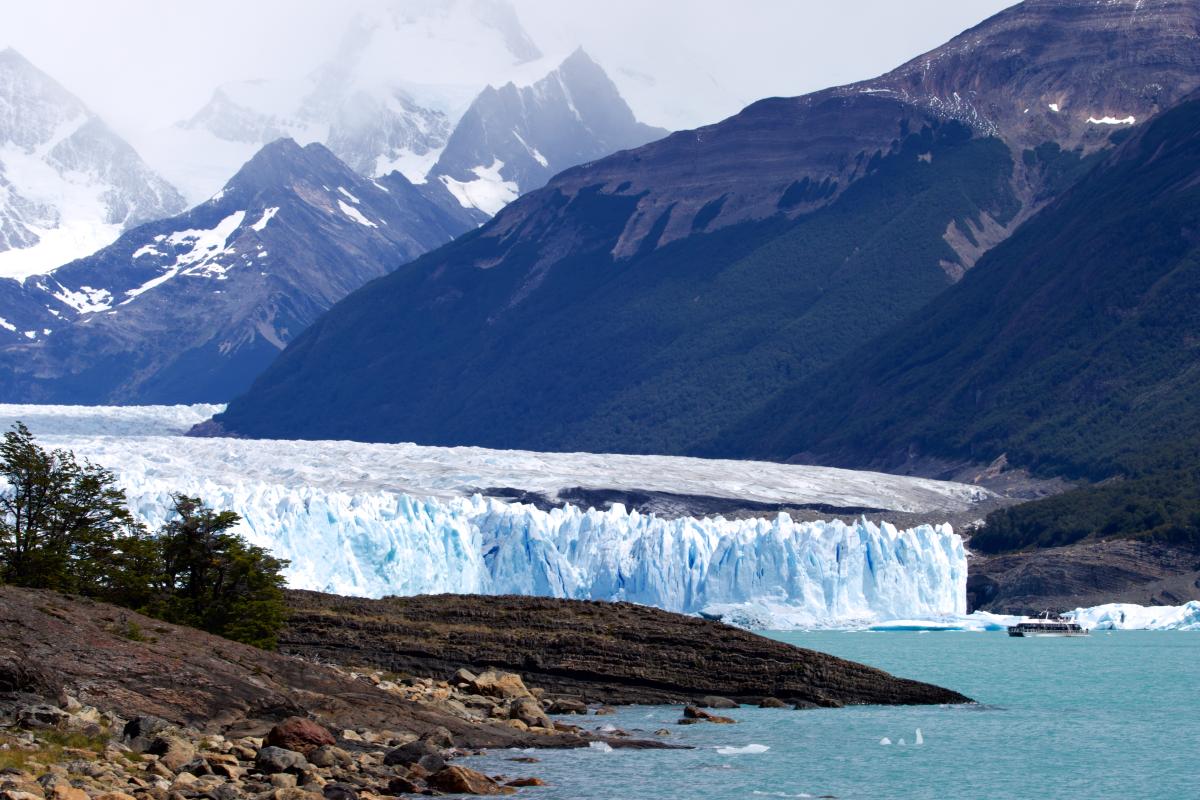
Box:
1, 403, 970, 627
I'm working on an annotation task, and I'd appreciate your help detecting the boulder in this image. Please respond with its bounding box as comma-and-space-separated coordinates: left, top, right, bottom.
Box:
321, 784, 358, 800
265, 718, 336, 756
699, 696, 739, 709
758, 697, 790, 709
452, 668, 478, 685
427, 766, 515, 796
1, 791, 43, 800
509, 697, 552, 729
419, 726, 455, 749
16, 705, 69, 729
506, 777, 547, 787
147, 736, 196, 772
382, 740, 444, 773
269, 790, 323, 800
306, 745, 350, 768
469, 671, 531, 700
169, 772, 199, 790
256, 747, 310, 775
545, 697, 588, 715
386, 776, 422, 794
123, 715, 173, 742
680, 706, 736, 724
37, 776, 87, 800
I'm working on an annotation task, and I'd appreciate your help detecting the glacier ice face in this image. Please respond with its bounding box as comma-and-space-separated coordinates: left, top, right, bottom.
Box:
119, 485, 967, 625
0, 403, 970, 626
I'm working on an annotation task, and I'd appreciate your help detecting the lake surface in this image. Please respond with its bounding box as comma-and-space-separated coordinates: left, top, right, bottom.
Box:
464, 631, 1199, 800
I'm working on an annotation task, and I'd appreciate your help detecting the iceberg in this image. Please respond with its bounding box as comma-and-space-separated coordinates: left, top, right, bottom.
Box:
0, 403, 971, 627
860, 604, 1200, 633
1066, 602, 1200, 631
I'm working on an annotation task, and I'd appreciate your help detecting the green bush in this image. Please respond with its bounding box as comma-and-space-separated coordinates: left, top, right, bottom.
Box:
0, 423, 288, 648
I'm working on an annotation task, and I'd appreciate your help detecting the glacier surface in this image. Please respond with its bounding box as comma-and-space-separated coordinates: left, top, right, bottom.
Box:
0, 404, 992, 512
0, 404, 977, 626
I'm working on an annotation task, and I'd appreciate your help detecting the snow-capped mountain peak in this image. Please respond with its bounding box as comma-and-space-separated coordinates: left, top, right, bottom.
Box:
0, 137, 480, 402
429, 48, 669, 214
0, 48, 184, 280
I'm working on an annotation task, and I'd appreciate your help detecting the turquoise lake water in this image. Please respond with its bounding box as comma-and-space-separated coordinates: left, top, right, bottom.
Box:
464, 631, 1199, 800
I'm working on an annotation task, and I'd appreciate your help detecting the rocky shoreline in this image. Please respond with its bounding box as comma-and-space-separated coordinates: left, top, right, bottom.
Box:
0, 586, 970, 798
282, 591, 969, 707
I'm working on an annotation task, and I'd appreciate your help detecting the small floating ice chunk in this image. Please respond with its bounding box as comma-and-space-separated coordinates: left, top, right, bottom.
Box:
879, 737, 892, 746
715, 744, 770, 755
898, 737, 907, 746
588, 741, 613, 753
915, 728, 924, 745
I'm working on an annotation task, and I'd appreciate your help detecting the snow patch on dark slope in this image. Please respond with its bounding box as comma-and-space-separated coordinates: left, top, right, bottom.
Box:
0, 139, 478, 403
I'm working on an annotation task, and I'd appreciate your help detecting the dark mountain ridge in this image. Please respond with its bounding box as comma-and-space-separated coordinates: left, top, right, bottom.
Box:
0, 139, 478, 403
214, 0, 1200, 451
720, 88, 1200, 569
726, 91, 1200, 480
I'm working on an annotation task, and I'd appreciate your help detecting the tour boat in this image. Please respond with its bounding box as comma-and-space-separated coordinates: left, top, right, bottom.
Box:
1007, 612, 1089, 637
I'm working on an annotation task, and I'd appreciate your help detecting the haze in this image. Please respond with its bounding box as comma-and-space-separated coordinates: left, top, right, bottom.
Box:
3, 0, 1019, 137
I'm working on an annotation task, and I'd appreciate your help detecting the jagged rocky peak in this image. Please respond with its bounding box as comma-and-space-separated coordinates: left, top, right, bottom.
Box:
429, 48, 668, 215
0, 48, 184, 274
171, 0, 546, 199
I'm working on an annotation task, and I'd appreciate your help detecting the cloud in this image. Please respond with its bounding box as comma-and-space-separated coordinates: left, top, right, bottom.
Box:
2, 0, 1019, 137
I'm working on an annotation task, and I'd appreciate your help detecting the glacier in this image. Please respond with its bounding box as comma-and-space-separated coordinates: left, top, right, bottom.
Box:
0, 403, 977, 626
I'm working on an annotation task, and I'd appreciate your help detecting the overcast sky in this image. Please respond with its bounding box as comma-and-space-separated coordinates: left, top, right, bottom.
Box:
2, 0, 1020, 136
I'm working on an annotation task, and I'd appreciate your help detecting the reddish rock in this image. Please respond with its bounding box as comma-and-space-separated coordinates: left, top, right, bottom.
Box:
428, 766, 515, 795
681, 705, 736, 724
506, 777, 547, 787
266, 717, 336, 755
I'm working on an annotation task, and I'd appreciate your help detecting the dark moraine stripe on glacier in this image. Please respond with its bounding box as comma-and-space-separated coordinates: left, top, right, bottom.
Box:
282, 591, 972, 707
